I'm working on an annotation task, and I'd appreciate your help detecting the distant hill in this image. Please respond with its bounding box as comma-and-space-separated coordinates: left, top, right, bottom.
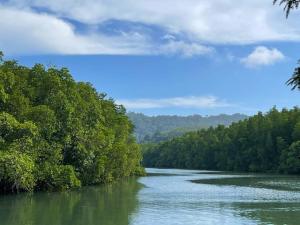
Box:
127, 112, 248, 143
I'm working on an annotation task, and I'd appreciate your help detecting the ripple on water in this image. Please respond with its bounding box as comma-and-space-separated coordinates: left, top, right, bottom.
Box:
131, 168, 300, 225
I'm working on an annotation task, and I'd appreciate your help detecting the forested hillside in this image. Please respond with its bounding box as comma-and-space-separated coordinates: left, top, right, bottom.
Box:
0, 54, 144, 193
128, 112, 247, 142
143, 108, 300, 174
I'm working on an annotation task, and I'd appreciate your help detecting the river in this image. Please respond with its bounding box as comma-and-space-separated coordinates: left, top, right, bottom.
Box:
1, 168, 300, 225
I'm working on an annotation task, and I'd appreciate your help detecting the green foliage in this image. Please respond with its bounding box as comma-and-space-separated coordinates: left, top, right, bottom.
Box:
286, 62, 300, 90
143, 107, 300, 174
0, 151, 35, 193
280, 141, 300, 173
35, 163, 81, 191
0, 54, 143, 193
128, 112, 247, 143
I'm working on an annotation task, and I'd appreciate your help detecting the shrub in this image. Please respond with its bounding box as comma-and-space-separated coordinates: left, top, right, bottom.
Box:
0, 151, 35, 192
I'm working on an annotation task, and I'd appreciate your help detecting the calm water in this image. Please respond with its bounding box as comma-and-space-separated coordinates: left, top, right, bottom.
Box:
1, 168, 300, 225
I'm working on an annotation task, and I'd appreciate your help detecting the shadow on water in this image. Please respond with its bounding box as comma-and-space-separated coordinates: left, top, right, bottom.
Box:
190, 173, 300, 224
0, 178, 142, 225
192, 175, 300, 191
232, 202, 300, 225
2, 168, 300, 225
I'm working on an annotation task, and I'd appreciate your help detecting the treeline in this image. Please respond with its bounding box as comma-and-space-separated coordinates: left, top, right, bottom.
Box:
143, 108, 300, 174
0, 54, 144, 193
128, 112, 247, 142
141, 127, 198, 144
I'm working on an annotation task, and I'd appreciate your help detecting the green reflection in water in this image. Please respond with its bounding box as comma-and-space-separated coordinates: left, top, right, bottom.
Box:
192, 174, 300, 224
0, 178, 142, 225
2, 169, 300, 225
193, 175, 300, 191
233, 202, 300, 225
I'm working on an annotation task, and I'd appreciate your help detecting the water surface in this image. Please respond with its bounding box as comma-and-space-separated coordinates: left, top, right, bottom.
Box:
1, 168, 300, 225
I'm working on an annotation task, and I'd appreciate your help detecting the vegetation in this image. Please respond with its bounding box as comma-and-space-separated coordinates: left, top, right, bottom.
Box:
143, 107, 300, 174
273, 0, 300, 18
143, 2, 300, 174
128, 112, 247, 143
0, 52, 144, 193
141, 128, 199, 144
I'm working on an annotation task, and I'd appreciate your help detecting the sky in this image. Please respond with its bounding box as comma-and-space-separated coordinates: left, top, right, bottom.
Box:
1, 0, 300, 116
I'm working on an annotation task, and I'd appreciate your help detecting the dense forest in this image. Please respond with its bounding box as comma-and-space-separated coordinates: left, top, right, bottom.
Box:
128, 112, 247, 143
143, 107, 300, 174
0, 53, 144, 193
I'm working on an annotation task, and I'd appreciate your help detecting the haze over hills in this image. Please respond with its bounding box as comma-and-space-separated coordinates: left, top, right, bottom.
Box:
128, 112, 248, 143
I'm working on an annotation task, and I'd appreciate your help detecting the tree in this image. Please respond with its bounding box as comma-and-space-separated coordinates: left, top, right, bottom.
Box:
142, 107, 300, 175
0, 53, 144, 193
0, 151, 35, 193
286, 63, 300, 90
281, 141, 300, 173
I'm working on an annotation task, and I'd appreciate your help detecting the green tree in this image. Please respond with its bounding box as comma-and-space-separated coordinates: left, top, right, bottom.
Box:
0, 151, 35, 193
143, 107, 300, 175
0, 53, 144, 193
281, 141, 300, 173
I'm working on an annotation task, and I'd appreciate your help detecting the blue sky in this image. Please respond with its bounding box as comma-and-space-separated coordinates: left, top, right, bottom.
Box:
1, 0, 300, 115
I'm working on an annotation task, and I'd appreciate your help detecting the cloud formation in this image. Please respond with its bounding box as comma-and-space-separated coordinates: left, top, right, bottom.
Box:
241, 46, 285, 68
0, 6, 213, 56
159, 40, 214, 57
116, 96, 232, 109
1, 1, 300, 55
0, 7, 153, 55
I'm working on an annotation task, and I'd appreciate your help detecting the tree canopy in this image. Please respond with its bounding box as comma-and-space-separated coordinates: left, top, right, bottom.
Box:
128, 112, 247, 143
0, 54, 144, 193
143, 107, 300, 174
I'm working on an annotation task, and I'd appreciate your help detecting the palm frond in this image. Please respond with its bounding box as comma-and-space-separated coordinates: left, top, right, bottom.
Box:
273, 0, 300, 17
286, 62, 300, 90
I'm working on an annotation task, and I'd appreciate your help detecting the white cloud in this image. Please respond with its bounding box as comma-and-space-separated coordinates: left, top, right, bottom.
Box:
159, 40, 214, 57
0, 7, 152, 55
241, 46, 285, 68
0, 5, 213, 56
1, 1, 300, 55
6, 0, 300, 43
116, 96, 232, 109
162, 34, 176, 41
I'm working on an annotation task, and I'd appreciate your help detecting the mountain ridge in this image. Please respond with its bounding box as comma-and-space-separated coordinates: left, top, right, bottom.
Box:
127, 112, 248, 143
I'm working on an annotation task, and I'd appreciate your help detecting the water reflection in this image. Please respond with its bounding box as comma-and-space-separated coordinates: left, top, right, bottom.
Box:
133, 169, 300, 225
0, 178, 142, 225
1, 169, 300, 225
233, 202, 300, 225
193, 175, 300, 191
